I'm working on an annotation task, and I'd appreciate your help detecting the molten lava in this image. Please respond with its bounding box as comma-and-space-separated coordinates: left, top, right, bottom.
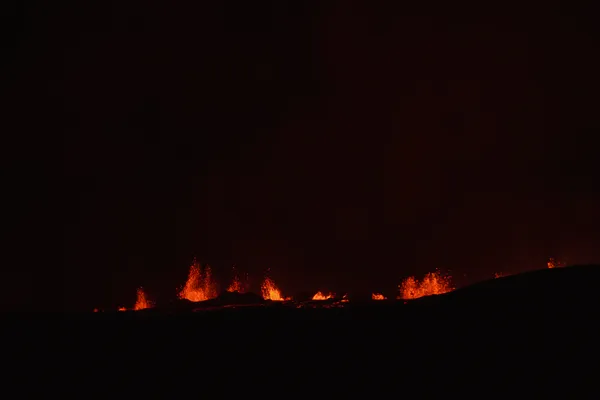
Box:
227, 276, 243, 293
179, 259, 218, 302
261, 276, 288, 301
312, 291, 335, 300
227, 267, 247, 293
133, 287, 152, 310
547, 258, 565, 269
103, 255, 575, 309
398, 270, 453, 300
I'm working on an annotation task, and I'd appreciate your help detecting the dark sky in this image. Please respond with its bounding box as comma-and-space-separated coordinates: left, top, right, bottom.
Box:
5, 2, 599, 310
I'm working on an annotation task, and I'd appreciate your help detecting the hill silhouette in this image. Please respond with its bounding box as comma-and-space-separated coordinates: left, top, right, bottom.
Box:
411, 264, 599, 311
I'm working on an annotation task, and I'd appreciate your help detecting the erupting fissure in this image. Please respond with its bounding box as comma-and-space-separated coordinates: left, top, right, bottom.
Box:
179, 259, 218, 302
547, 258, 565, 269
97, 257, 568, 311
261, 276, 289, 301
133, 287, 152, 310
398, 270, 454, 300
227, 267, 247, 293
312, 291, 335, 300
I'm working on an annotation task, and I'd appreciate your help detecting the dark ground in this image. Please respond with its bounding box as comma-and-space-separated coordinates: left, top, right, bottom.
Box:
4, 266, 599, 395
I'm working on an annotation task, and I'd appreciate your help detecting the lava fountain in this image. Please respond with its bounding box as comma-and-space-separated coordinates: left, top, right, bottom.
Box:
398, 270, 453, 300
547, 257, 565, 269
372, 293, 386, 300
179, 259, 217, 302
133, 287, 152, 310
312, 291, 335, 300
227, 267, 247, 293
261, 276, 288, 301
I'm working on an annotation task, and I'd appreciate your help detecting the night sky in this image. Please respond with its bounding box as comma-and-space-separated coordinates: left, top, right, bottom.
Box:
5, 2, 599, 311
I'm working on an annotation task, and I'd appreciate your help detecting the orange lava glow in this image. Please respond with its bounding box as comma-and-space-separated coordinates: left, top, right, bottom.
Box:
227, 277, 243, 293
547, 258, 565, 269
93, 308, 100, 312
227, 268, 246, 293
261, 276, 288, 301
104, 255, 573, 309
312, 291, 335, 300
133, 287, 152, 310
178, 259, 218, 302
398, 270, 453, 300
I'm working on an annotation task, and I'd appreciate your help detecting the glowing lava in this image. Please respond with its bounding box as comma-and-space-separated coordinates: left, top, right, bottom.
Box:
398, 270, 453, 300
133, 287, 152, 310
547, 258, 565, 269
227, 267, 247, 293
312, 291, 335, 300
227, 276, 243, 293
179, 259, 218, 302
103, 255, 576, 309
261, 276, 288, 301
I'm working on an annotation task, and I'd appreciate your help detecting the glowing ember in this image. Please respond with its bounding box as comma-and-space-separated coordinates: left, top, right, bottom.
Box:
118, 307, 127, 312
398, 270, 453, 300
227, 277, 243, 293
261, 276, 288, 301
398, 276, 419, 299
227, 267, 246, 293
340, 294, 349, 303
312, 291, 335, 300
178, 259, 218, 302
372, 293, 386, 300
494, 272, 504, 279
547, 257, 565, 269
133, 287, 152, 310
93, 308, 100, 313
